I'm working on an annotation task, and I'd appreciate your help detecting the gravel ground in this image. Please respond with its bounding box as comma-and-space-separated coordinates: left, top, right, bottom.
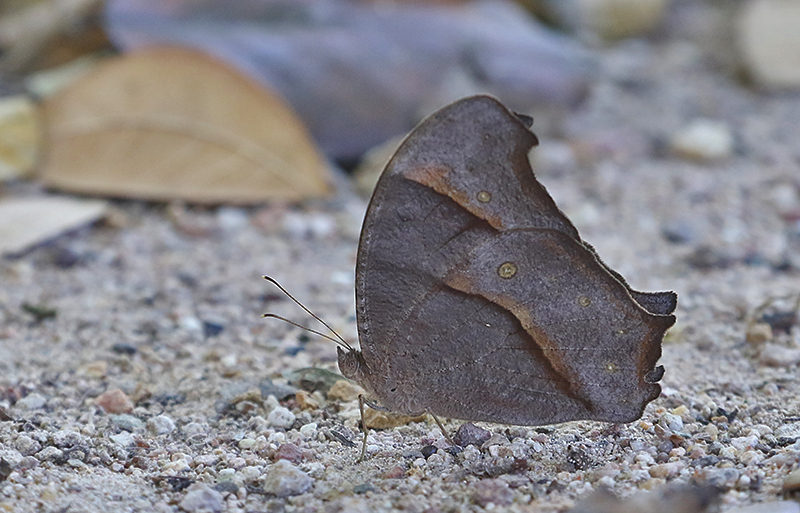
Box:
2, 36, 800, 513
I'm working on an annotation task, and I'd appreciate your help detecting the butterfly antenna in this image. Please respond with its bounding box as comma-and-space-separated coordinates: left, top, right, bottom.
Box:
261, 314, 347, 347
262, 276, 353, 351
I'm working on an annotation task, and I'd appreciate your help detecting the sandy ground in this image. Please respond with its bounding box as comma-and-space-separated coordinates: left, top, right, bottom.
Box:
2, 32, 800, 513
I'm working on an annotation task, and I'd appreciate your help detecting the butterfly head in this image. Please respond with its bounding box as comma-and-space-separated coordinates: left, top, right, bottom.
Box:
337, 347, 370, 385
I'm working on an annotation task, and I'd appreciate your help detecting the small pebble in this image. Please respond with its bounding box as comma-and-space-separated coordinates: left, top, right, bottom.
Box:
0, 459, 12, 481
15, 435, 41, 456
35, 446, 65, 463
16, 393, 46, 410
110, 432, 135, 447
421, 445, 438, 459
326, 380, 363, 402
96, 389, 134, 414
111, 343, 137, 355
179, 315, 203, 332
746, 323, 773, 346
299, 422, 318, 439
274, 443, 303, 463
774, 423, 800, 440
471, 478, 514, 507
262, 460, 313, 497
660, 413, 684, 432
295, 391, 320, 410
179, 483, 224, 513
267, 406, 295, 429
383, 466, 405, 479
111, 414, 145, 432
213, 481, 239, 495
82, 360, 108, 378
648, 462, 683, 478
700, 467, 740, 489
182, 422, 209, 438
203, 321, 224, 338
453, 422, 491, 447
783, 469, 800, 492
52, 430, 83, 448
670, 118, 733, 162
353, 483, 375, 494
147, 415, 176, 436
238, 438, 256, 450
759, 344, 800, 367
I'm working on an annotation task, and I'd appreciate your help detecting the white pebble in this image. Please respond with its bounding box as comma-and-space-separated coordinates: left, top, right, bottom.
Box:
147, 415, 176, 436
267, 406, 295, 429
671, 118, 733, 162
299, 423, 318, 439
110, 433, 134, 447
179, 315, 203, 332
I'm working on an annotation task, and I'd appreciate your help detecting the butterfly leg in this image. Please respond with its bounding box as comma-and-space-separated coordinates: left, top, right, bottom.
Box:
358, 394, 369, 462
429, 413, 455, 446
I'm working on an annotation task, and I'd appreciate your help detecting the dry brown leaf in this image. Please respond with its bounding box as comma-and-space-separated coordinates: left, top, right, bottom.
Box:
0, 195, 107, 256
40, 46, 332, 204
0, 95, 41, 181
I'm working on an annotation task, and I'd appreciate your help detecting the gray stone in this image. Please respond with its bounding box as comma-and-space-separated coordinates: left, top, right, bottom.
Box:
16, 393, 46, 410
0, 449, 23, 469
471, 478, 514, 507
15, 435, 42, 456
263, 460, 313, 497
660, 413, 684, 432
147, 415, 176, 436
110, 414, 146, 432
700, 467, 740, 489
52, 429, 85, 448
182, 422, 209, 438
179, 483, 224, 512
35, 446, 65, 463
454, 422, 492, 447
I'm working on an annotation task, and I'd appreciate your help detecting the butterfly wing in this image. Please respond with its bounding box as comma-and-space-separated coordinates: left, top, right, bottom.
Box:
355, 95, 675, 424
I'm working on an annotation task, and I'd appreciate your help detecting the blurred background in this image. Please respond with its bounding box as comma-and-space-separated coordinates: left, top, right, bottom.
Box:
1, 0, 799, 264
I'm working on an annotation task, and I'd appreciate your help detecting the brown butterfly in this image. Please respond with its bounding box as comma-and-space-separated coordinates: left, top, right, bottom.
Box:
337, 95, 676, 438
